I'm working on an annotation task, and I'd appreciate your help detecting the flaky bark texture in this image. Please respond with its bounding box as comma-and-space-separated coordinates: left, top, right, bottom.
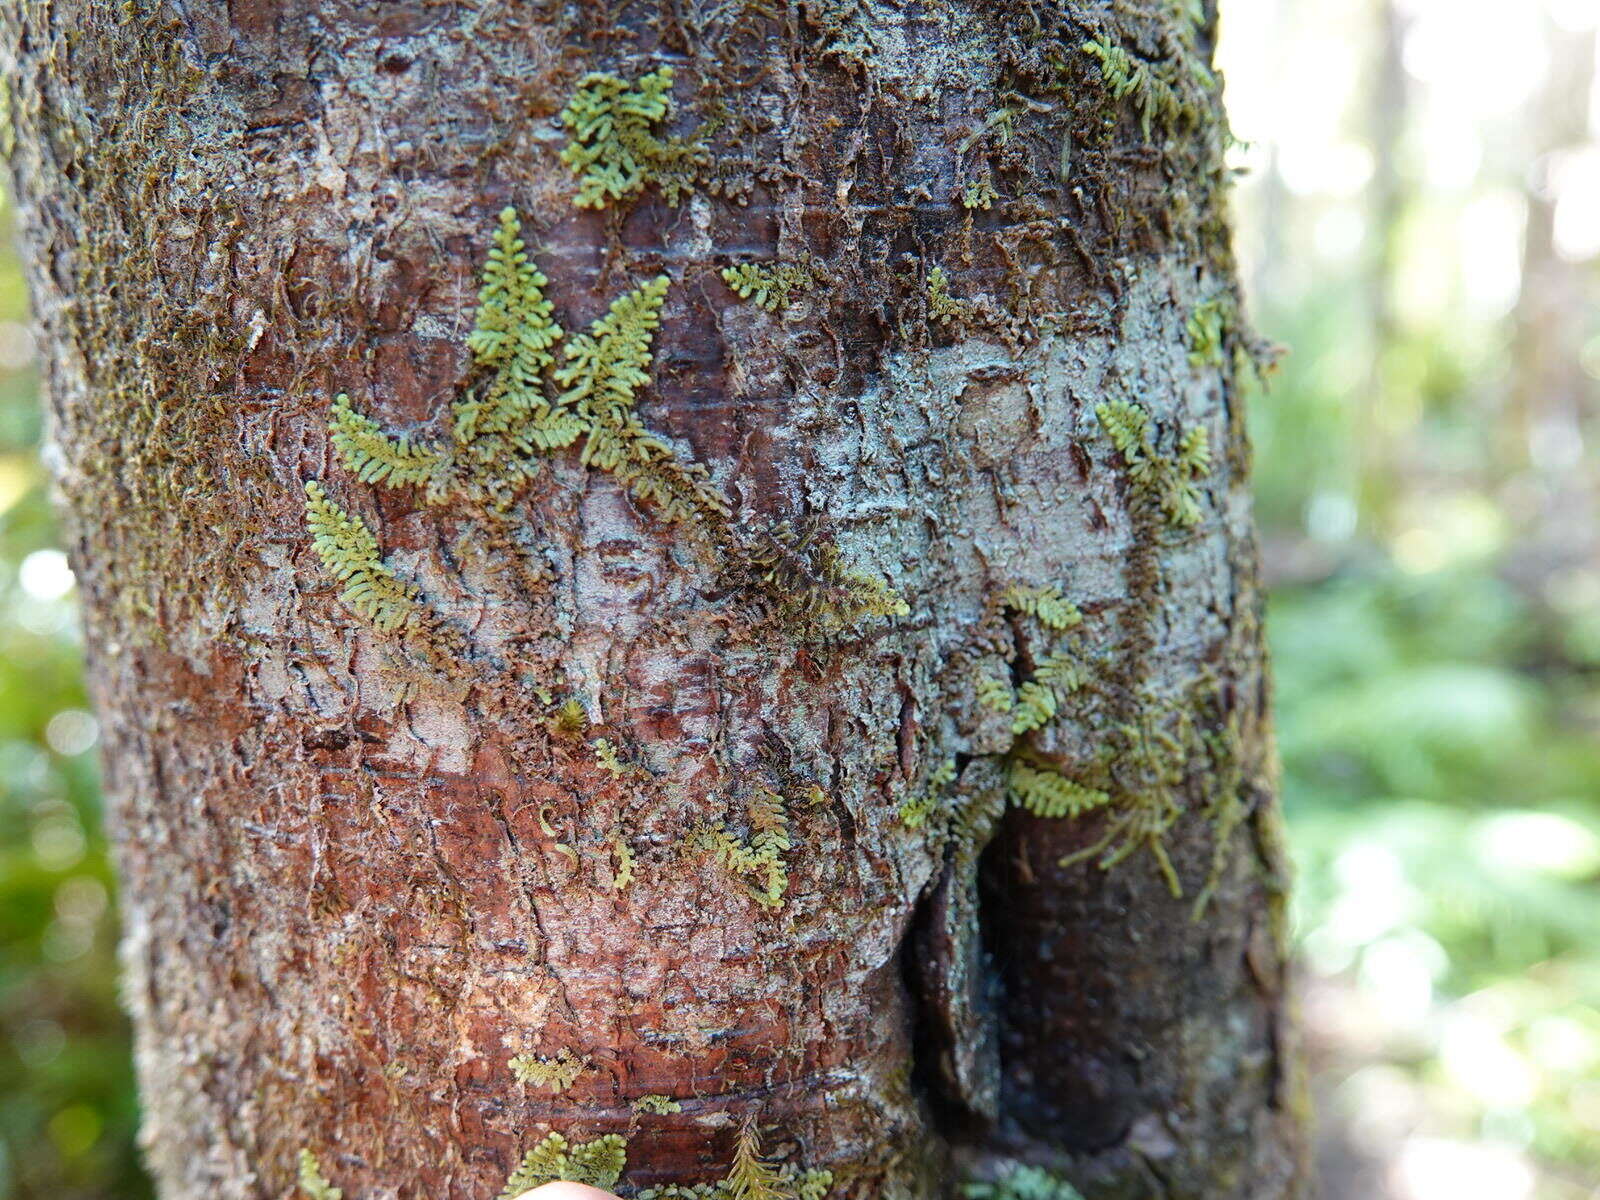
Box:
4, 1, 1310, 1197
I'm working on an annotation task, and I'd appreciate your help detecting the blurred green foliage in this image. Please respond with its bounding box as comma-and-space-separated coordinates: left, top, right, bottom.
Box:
0, 189, 150, 1200
1273, 567, 1600, 1179
1227, 0, 1600, 1189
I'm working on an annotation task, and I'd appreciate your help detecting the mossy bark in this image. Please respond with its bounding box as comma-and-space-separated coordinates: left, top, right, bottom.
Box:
3, 1, 1310, 1197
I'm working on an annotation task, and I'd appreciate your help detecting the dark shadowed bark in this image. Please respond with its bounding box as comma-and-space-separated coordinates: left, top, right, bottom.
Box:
2, 1, 1309, 1197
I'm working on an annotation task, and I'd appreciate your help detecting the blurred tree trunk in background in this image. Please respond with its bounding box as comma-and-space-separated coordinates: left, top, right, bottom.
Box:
1506, 18, 1597, 608
1357, 0, 1409, 534
1, 2, 1308, 1198
1509, 20, 1596, 482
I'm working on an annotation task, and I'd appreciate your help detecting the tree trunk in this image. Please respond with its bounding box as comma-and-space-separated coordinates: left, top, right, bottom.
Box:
3, 2, 1309, 1198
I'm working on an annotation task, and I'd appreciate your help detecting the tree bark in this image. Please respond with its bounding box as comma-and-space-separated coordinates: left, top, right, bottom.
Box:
3, 2, 1309, 1198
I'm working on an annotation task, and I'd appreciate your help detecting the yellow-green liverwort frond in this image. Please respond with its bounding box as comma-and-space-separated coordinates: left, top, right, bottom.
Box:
1011, 681, 1061, 735
744, 788, 792, 908
454, 207, 569, 455
1096, 399, 1209, 529
786, 1169, 834, 1200
329, 393, 448, 491
927, 265, 976, 327
1186, 295, 1228, 369
557, 275, 670, 421
633, 1094, 683, 1114
960, 174, 999, 210
975, 668, 1015, 714
510, 1048, 586, 1092
611, 833, 637, 890
556, 275, 731, 531
1007, 761, 1111, 819
327, 207, 577, 508
1178, 426, 1211, 477
297, 1150, 342, 1200
747, 789, 791, 859
1034, 650, 1084, 695
1165, 426, 1212, 527
500, 1134, 571, 1199
499, 1132, 628, 1200
1095, 398, 1152, 470
566, 1135, 628, 1187
1001, 584, 1082, 630
898, 791, 938, 829
1081, 34, 1188, 141
303, 481, 420, 633
559, 66, 707, 208
949, 788, 1007, 858
720, 261, 813, 313
695, 789, 792, 910
899, 758, 957, 828
592, 737, 631, 777
466, 208, 563, 378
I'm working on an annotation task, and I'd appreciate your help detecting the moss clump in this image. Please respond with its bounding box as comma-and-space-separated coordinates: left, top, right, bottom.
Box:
552, 698, 589, 735
559, 66, 708, 209
742, 519, 910, 636
803, 0, 876, 71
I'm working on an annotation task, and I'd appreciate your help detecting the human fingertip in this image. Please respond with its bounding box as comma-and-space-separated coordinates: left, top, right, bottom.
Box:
508, 1183, 622, 1200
